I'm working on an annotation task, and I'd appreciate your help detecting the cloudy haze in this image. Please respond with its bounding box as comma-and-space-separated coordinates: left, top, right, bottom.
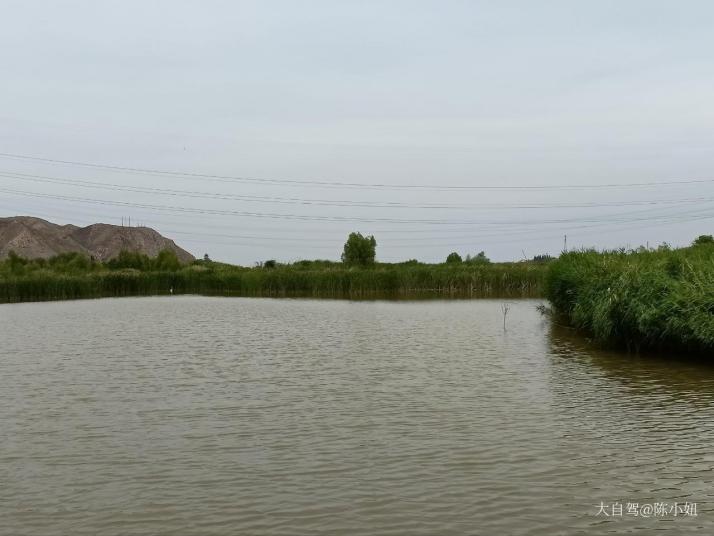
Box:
1, 0, 713, 263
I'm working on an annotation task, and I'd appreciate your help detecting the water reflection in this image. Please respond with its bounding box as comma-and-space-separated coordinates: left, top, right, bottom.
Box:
548, 322, 714, 401
544, 321, 714, 534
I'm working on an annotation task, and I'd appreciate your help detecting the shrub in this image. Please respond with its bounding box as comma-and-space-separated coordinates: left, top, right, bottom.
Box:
153, 250, 181, 271
465, 251, 491, 265
693, 235, 714, 246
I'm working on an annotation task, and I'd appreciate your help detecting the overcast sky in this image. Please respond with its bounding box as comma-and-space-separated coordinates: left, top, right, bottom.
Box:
1, 1, 713, 264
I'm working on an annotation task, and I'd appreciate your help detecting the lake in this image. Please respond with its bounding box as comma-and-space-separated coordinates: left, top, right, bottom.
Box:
1, 296, 712, 535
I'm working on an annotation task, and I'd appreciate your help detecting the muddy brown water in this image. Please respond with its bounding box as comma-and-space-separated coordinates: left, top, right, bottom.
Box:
1, 296, 712, 535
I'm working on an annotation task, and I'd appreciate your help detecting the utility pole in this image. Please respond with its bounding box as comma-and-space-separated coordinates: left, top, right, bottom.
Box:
563, 234, 567, 253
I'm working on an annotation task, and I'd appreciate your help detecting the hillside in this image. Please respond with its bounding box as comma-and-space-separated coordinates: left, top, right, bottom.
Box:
0, 216, 195, 263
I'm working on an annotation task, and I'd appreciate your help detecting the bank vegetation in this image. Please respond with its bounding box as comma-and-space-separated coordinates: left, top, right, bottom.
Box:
0, 250, 547, 303
546, 237, 714, 354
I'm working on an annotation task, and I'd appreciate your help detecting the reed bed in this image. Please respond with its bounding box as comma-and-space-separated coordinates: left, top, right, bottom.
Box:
0, 252, 547, 303
546, 244, 714, 354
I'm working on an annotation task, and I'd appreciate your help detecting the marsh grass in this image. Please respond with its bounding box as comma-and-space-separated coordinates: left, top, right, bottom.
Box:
0, 252, 547, 303
546, 244, 714, 354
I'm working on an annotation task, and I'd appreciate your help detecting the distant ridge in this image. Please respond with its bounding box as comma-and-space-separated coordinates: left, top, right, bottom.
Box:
0, 216, 195, 262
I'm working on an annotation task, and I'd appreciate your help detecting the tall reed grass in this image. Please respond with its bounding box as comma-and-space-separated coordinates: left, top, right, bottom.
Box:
546, 244, 714, 353
0, 252, 547, 303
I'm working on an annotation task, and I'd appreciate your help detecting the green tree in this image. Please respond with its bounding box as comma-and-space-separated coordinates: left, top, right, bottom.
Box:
445, 252, 462, 264
108, 250, 151, 270
6, 251, 28, 275
48, 252, 93, 273
693, 235, 714, 246
341, 232, 377, 266
465, 251, 491, 265
153, 249, 181, 271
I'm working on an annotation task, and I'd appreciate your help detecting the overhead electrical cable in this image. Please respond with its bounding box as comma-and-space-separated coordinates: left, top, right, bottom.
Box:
1, 187, 712, 227
1, 152, 713, 191
2, 170, 713, 210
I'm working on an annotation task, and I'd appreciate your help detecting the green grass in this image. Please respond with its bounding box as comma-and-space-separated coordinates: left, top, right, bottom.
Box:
0, 251, 547, 303
546, 243, 714, 354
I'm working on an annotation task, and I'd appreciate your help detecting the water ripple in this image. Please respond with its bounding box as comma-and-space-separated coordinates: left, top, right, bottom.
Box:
1, 297, 713, 535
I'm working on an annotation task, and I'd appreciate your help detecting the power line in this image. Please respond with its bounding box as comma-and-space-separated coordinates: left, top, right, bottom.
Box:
0, 196, 636, 238
3, 197, 709, 258
3, 189, 711, 245
2, 170, 714, 210
166, 212, 714, 250
2, 186, 712, 228
1, 151, 713, 191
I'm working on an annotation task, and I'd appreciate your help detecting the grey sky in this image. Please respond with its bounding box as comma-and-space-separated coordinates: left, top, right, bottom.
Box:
1, 1, 713, 263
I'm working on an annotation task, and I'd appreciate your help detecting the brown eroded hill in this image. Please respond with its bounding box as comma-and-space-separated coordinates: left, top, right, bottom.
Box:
0, 216, 195, 262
